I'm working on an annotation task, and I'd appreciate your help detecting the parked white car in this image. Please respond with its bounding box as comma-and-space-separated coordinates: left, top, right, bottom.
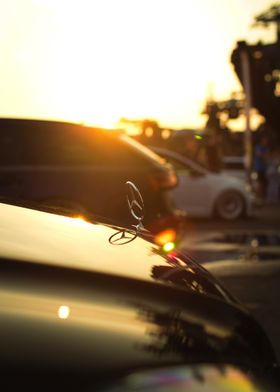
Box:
222, 156, 260, 196
152, 147, 255, 220
222, 156, 246, 180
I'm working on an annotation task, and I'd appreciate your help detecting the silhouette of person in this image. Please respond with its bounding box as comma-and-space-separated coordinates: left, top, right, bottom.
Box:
206, 134, 222, 172
266, 146, 280, 204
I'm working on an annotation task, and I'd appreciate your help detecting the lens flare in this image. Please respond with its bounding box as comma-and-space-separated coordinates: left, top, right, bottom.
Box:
155, 229, 176, 246
163, 242, 176, 253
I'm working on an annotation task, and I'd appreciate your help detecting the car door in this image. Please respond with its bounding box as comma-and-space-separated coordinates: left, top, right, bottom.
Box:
165, 156, 213, 217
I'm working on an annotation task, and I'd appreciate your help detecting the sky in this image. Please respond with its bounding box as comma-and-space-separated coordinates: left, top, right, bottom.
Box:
0, 0, 277, 130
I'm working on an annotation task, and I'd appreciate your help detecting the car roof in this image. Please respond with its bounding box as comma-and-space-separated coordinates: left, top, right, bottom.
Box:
0, 117, 121, 135
0, 117, 168, 169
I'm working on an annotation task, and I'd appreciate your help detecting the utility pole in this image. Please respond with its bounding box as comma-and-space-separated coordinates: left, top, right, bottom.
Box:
239, 41, 253, 183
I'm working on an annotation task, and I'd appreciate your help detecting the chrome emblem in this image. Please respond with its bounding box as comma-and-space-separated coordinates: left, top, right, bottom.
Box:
126, 181, 144, 231
109, 181, 146, 245
109, 229, 137, 245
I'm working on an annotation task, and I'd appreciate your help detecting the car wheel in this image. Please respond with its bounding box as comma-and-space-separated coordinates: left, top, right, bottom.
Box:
215, 190, 245, 220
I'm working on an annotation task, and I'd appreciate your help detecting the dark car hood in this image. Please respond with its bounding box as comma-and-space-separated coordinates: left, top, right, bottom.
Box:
0, 202, 231, 304
0, 203, 277, 389
0, 256, 276, 384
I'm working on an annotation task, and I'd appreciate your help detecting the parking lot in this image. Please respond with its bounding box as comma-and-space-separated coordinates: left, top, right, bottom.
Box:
180, 203, 280, 361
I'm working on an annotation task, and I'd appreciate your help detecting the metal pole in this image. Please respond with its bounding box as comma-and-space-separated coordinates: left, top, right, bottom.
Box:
239, 42, 253, 184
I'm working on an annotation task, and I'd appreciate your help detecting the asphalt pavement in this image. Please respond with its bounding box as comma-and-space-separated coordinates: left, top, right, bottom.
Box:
252, 202, 280, 227
180, 202, 280, 362
181, 202, 280, 233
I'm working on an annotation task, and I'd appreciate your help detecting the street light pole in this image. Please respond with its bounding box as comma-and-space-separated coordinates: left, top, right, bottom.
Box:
239, 41, 253, 184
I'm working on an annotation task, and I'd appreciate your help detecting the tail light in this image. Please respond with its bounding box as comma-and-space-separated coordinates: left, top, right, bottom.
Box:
149, 169, 177, 191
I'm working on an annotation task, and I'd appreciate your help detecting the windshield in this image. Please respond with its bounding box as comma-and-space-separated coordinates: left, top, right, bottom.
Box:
120, 134, 167, 167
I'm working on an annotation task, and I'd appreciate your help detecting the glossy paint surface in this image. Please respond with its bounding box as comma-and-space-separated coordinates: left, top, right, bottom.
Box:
0, 202, 277, 389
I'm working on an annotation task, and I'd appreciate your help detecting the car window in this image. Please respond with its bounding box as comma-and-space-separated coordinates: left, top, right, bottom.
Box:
162, 155, 200, 176
121, 134, 167, 166
0, 124, 151, 167
224, 161, 244, 170
21, 126, 96, 165
164, 156, 188, 171
89, 132, 152, 167
0, 129, 23, 165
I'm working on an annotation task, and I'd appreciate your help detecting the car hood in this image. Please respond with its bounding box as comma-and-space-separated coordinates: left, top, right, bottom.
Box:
0, 255, 276, 386
0, 202, 232, 304
0, 203, 277, 386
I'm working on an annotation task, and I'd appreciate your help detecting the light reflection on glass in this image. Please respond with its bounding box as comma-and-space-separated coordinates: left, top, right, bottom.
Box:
58, 305, 70, 319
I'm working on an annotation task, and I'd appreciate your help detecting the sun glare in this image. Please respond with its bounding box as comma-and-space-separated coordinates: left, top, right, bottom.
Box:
0, 0, 275, 129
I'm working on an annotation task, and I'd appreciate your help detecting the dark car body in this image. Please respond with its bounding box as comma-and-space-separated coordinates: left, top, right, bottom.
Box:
0, 202, 278, 390
0, 118, 182, 236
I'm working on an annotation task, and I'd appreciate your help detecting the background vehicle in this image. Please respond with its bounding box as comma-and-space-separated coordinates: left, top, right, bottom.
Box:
222, 156, 246, 180
0, 201, 278, 391
222, 156, 261, 197
0, 118, 182, 237
152, 147, 255, 220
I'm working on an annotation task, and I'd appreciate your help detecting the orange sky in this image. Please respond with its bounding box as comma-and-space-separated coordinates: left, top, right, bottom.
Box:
0, 0, 277, 130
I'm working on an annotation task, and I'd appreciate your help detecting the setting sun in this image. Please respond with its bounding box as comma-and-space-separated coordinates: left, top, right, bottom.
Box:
0, 0, 276, 129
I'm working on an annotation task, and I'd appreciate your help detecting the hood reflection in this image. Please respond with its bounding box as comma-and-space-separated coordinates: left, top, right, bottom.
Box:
129, 299, 275, 371
150, 248, 235, 303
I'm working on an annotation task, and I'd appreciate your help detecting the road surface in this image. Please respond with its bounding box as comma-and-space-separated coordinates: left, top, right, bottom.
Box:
180, 203, 280, 362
